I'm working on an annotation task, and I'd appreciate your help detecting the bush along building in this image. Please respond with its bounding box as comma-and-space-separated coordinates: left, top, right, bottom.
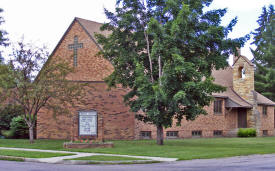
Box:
37, 18, 275, 141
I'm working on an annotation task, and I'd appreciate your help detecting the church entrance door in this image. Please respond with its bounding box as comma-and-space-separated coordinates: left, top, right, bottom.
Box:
238, 108, 247, 128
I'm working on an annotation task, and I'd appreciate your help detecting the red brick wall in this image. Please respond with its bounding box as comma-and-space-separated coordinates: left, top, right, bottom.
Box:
37, 20, 135, 140
50, 20, 114, 81
258, 105, 274, 136
37, 83, 135, 140
134, 98, 240, 139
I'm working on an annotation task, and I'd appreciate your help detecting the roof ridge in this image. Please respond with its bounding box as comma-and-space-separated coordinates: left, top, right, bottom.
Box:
232, 55, 254, 66
75, 17, 104, 25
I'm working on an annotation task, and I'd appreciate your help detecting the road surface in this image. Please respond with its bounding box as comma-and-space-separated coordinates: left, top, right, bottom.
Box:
1, 154, 275, 171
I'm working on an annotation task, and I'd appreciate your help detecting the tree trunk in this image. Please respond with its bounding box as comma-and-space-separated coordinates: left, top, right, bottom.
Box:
156, 124, 164, 145
29, 126, 34, 144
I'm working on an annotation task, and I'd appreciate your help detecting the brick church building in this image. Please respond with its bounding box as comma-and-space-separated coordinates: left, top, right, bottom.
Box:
37, 18, 275, 140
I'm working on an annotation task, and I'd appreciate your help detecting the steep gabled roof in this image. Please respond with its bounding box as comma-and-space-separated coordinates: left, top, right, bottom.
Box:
76, 17, 111, 45
212, 67, 252, 108
212, 66, 275, 107
51, 17, 109, 58
256, 92, 275, 106
232, 55, 254, 67
37, 17, 109, 80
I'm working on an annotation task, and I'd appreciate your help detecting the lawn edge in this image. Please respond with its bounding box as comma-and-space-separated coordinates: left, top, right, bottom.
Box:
63, 159, 161, 165
0, 155, 25, 162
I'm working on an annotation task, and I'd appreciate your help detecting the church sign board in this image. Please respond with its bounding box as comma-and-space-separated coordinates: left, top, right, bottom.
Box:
78, 111, 97, 136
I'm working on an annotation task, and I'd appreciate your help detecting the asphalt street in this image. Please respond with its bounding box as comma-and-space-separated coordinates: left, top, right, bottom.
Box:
1, 154, 275, 171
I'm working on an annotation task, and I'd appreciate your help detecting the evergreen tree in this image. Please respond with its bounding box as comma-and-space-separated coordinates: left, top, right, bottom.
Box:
97, 0, 247, 145
251, 5, 275, 101
0, 8, 9, 62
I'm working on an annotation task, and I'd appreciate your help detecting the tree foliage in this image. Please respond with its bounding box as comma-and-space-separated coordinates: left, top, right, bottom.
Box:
0, 41, 86, 143
0, 8, 9, 62
0, 104, 24, 132
251, 5, 275, 101
96, 0, 247, 145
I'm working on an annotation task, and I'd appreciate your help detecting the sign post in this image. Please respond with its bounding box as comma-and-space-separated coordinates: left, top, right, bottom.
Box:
78, 111, 97, 136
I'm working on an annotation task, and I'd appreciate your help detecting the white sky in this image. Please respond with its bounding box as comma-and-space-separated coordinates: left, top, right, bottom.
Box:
1, 0, 274, 65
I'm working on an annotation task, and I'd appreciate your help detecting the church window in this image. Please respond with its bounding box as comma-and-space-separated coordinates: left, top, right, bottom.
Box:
262, 106, 267, 115
166, 131, 178, 138
140, 131, 151, 139
263, 130, 268, 136
214, 99, 222, 114
192, 130, 202, 137
213, 130, 223, 137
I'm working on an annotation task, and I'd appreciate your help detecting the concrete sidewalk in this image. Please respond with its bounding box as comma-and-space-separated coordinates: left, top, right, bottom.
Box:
0, 147, 178, 164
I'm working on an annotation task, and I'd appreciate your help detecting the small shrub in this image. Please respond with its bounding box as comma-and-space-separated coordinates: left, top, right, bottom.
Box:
10, 116, 29, 139
0, 104, 24, 133
1, 130, 14, 139
237, 128, 257, 137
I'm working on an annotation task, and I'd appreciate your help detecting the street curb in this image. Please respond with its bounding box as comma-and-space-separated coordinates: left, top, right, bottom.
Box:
0, 155, 163, 165
62, 159, 161, 165
0, 155, 25, 161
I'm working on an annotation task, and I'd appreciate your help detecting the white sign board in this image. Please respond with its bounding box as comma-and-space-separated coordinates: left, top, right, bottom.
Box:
79, 111, 97, 136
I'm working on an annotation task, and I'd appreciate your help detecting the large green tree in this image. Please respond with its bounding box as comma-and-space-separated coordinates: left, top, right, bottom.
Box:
251, 5, 275, 101
97, 0, 247, 145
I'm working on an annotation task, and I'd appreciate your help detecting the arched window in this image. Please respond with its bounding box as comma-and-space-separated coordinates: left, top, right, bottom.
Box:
238, 66, 245, 79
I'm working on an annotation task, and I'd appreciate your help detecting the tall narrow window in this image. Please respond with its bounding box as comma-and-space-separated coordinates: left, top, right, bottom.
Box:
214, 99, 222, 114
238, 66, 246, 79
262, 106, 267, 115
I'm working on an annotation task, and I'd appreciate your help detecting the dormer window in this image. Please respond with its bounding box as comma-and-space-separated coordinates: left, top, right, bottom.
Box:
238, 66, 246, 79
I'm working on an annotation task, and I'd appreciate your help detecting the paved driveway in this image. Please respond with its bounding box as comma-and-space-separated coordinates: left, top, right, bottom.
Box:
1, 154, 275, 171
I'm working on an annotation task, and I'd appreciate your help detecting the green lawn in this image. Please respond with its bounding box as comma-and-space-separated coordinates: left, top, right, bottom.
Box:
0, 149, 74, 158
0, 137, 275, 160
71, 155, 147, 161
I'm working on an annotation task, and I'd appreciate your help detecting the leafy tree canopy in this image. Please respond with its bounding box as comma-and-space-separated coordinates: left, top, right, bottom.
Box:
251, 4, 275, 101
96, 0, 248, 144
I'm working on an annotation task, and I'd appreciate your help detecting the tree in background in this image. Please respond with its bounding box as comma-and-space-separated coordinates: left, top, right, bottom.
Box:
0, 104, 24, 132
0, 8, 9, 62
0, 41, 86, 143
251, 5, 275, 101
97, 0, 248, 145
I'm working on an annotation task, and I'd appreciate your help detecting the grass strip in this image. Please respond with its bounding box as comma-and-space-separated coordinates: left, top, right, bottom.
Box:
0, 156, 24, 162
1, 137, 275, 160
87, 161, 161, 165
0, 149, 74, 158
70, 155, 147, 161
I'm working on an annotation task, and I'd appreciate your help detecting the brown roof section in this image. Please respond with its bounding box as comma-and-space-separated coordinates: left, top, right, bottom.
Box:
212, 67, 233, 87
212, 66, 275, 107
212, 67, 252, 108
212, 87, 252, 108
256, 92, 275, 106
76, 17, 111, 49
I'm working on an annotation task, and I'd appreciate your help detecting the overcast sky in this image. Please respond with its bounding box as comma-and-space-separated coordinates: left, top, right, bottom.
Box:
1, 0, 274, 64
